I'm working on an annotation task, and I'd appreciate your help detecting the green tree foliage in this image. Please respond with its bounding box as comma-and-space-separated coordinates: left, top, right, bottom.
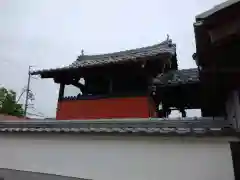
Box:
0, 87, 24, 117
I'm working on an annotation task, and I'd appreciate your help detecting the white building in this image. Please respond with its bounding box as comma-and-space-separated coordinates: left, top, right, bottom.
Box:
0, 119, 238, 180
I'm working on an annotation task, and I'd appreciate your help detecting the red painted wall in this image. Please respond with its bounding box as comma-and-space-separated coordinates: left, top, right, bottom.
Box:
56, 96, 155, 120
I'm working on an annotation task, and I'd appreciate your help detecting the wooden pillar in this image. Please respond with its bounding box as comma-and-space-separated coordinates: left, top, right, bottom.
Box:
58, 83, 65, 101
226, 90, 240, 129
233, 90, 240, 129
226, 92, 234, 126
109, 77, 113, 94
56, 83, 65, 118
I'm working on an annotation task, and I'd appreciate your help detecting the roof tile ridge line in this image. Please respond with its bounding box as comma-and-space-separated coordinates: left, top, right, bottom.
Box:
76, 39, 174, 61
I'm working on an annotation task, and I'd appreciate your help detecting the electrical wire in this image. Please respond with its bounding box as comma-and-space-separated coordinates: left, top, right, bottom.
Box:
26, 112, 45, 118
28, 106, 45, 117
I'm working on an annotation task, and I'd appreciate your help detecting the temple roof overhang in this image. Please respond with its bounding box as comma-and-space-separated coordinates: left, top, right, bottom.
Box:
152, 68, 201, 109
196, 0, 240, 21
153, 68, 199, 87
30, 39, 176, 78
194, 0, 240, 78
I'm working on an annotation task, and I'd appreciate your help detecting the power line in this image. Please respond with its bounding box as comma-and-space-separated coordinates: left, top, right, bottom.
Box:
27, 112, 45, 118
31, 76, 41, 80
2, 63, 43, 118
16, 88, 26, 103
28, 104, 45, 117
11, 64, 44, 118
30, 107, 45, 116
24, 66, 39, 117
24, 65, 31, 117
27, 109, 46, 118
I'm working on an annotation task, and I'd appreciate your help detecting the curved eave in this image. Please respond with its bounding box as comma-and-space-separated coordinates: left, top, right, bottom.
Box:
196, 0, 240, 20
30, 39, 177, 79
30, 67, 73, 78
31, 53, 176, 79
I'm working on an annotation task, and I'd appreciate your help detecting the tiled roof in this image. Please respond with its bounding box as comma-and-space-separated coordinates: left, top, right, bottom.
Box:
0, 118, 234, 136
31, 39, 176, 75
71, 40, 175, 68
196, 0, 240, 20
153, 68, 199, 86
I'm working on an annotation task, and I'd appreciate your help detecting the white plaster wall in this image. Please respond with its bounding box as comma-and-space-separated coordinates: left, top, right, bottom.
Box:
0, 134, 235, 180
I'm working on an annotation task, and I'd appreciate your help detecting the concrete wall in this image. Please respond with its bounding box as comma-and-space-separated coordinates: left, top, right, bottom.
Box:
0, 134, 235, 180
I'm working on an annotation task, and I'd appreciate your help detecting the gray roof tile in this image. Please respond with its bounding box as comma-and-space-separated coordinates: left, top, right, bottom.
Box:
31, 39, 176, 75
153, 68, 199, 86
0, 118, 235, 136
71, 40, 175, 68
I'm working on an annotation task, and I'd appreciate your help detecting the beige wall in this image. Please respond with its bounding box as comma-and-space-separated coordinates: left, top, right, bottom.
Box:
0, 134, 236, 180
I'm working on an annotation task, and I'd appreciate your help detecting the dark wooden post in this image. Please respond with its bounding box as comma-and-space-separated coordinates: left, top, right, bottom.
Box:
109, 77, 113, 94
58, 83, 65, 101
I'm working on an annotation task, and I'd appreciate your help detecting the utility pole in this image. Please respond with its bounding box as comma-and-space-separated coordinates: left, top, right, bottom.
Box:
24, 65, 32, 117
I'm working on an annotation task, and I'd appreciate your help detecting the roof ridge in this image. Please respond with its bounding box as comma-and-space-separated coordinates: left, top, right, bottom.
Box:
31, 39, 176, 76
76, 39, 174, 61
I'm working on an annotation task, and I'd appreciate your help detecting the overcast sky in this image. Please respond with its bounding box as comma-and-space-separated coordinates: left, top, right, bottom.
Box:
0, 0, 225, 118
